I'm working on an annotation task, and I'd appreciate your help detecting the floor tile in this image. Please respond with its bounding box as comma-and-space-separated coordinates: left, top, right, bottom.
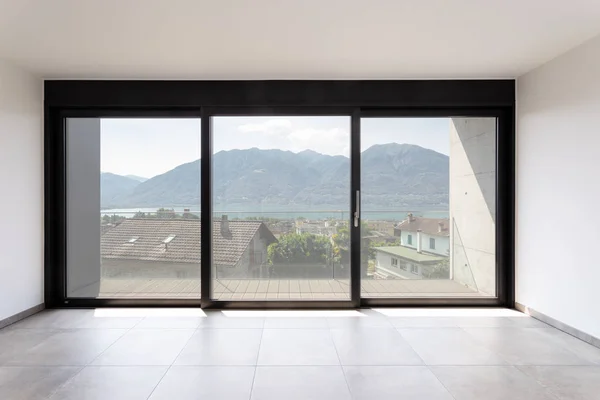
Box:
91, 329, 195, 366
431, 366, 559, 400
67, 317, 143, 329
197, 314, 264, 329
48, 366, 167, 400
327, 316, 393, 329
257, 329, 340, 365
518, 366, 600, 400
0, 366, 79, 400
343, 366, 454, 400
175, 329, 262, 365
251, 366, 351, 400
135, 317, 203, 329
5, 329, 127, 366
331, 327, 423, 365
389, 317, 461, 328
0, 329, 60, 365
263, 317, 329, 329
9, 310, 93, 329
399, 328, 507, 365
532, 329, 600, 365
149, 366, 255, 400
463, 328, 594, 365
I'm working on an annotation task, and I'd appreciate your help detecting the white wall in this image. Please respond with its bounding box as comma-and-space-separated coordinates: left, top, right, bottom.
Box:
0, 60, 43, 321
517, 33, 600, 339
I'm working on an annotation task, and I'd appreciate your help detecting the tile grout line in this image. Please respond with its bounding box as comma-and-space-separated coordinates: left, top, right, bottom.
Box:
329, 322, 354, 398
248, 322, 266, 400
426, 365, 458, 400
145, 326, 199, 400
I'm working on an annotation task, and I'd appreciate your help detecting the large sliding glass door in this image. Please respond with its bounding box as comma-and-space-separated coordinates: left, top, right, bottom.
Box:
360, 116, 497, 300
208, 115, 353, 302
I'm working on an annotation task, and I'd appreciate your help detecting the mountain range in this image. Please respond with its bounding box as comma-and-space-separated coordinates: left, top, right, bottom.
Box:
100, 143, 449, 210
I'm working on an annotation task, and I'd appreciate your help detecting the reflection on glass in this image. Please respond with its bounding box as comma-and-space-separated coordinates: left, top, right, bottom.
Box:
67, 118, 201, 298
211, 116, 351, 300
360, 117, 496, 298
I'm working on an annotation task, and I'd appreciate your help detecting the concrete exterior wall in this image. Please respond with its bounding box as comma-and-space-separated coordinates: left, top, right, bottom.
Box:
0, 60, 43, 321
66, 118, 102, 297
517, 33, 600, 339
399, 230, 449, 257
449, 118, 496, 295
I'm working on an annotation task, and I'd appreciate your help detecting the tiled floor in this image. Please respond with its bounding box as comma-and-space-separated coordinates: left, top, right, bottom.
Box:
94, 277, 482, 299
1, 308, 600, 399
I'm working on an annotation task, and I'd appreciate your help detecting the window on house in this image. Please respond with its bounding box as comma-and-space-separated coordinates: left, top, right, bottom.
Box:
401, 262, 408, 271
407, 234, 413, 245
410, 264, 419, 274
430, 238, 436, 250
391, 258, 398, 267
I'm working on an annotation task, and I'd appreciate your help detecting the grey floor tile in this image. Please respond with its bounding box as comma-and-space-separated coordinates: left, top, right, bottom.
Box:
91, 329, 195, 366
463, 328, 594, 365
197, 315, 264, 329
389, 317, 462, 328
150, 366, 255, 400
10, 310, 93, 329
175, 329, 262, 365
533, 329, 600, 365
327, 316, 393, 329
48, 366, 167, 400
67, 317, 143, 329
5, 329, 127, 366
257, 329, 340, 365
518, 366, 600, 400
263, 317, 329, 329
251, 366, 351, 400
399, 328, 507, 365
431, 366, 559, 400
343, 366, 454, 400
331, 327, 423, 365
0, 329, 61, 365
0, 366, 80, 400
507, 316, 550, 328
135, 317, 203, 329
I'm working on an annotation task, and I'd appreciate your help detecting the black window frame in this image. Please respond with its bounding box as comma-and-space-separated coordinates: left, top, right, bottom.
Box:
45, 80, 515, 309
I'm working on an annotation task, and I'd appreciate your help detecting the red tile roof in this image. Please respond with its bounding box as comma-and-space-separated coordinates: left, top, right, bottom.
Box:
101, 219, 276, 266
396, 217, 450, 237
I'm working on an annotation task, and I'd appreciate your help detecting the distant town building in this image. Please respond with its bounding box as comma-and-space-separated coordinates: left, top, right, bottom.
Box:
365, 220, 396, 236
373, 214, 450, 279
394, 214, 450, 257
101, 216, 277, 280
373, 246, 445, 279
295, 219, 337, 236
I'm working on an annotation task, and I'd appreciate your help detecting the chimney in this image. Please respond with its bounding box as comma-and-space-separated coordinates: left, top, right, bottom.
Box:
221, 214, 230, 236
438, 221, 444, 233
407, 212, 414, 222
417, 229, 422, 253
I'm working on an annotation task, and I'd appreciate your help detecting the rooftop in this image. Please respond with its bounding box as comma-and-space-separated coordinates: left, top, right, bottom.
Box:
101, 218, 276, 266
396, 216, 450, 237
374, 246, 445, 263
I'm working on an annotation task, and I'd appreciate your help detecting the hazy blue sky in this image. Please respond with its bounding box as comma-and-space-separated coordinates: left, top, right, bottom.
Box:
101, 117, 451, 178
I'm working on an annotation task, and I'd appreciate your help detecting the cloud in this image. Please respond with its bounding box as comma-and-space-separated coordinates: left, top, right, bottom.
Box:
235, 118, 349, 156
238, 119, 293, 135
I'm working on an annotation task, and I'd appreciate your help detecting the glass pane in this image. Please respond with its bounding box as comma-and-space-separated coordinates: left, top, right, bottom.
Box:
211, 116, 351, 301
66, 118, 201, 298
360, 117, 496, 298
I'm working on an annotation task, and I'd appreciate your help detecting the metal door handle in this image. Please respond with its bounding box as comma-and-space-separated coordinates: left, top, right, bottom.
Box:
354, 190, 360, 227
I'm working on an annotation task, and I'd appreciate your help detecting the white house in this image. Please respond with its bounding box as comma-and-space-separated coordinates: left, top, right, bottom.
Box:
373, 246, 446, 280
394, 214, 450, 257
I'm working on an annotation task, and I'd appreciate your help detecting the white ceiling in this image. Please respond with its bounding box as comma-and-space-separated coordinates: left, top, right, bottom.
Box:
1, 0, 600, 79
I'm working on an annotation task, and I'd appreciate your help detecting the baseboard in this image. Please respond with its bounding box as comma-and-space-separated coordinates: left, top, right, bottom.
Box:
515, 302, 600, 349
0, 304, 45, 330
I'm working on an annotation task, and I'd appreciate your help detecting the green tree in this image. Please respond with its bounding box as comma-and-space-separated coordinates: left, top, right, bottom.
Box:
268, 233, 332, 265
423, 259, 450, 279
133, 211, 147, 219
156, 208, 176, 219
